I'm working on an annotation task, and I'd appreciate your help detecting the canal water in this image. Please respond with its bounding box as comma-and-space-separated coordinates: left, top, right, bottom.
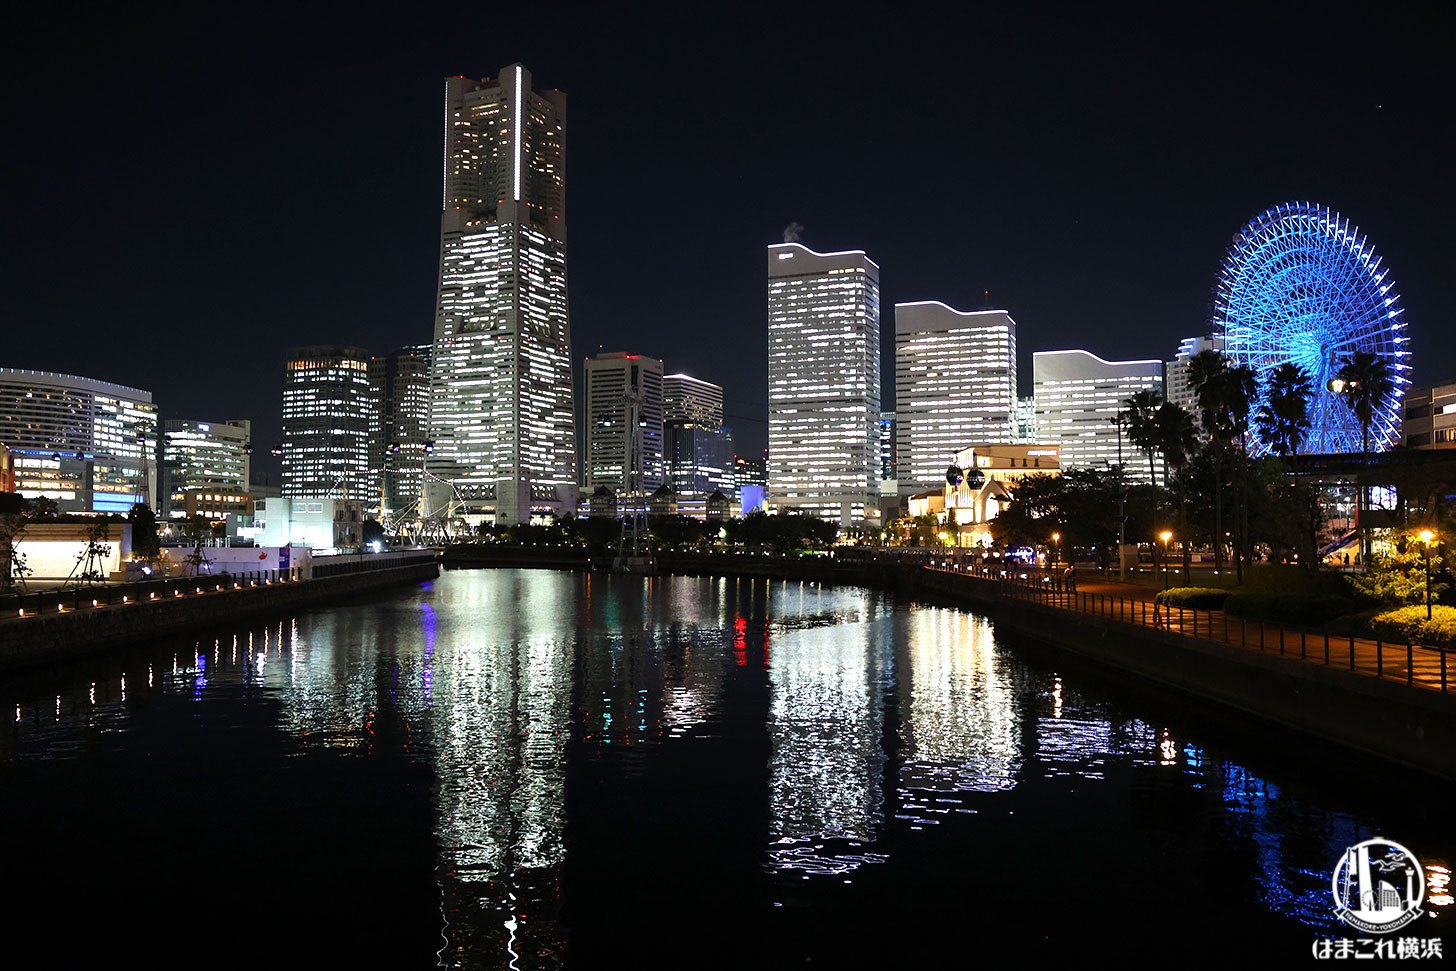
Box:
2, 568, 1449, 966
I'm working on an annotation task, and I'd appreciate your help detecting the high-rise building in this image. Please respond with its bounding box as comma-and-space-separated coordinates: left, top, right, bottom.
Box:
428, 64, 575, 525
661, 373, 732, 495
281, 346, 374, 501
893, 301, 1017, 495
1166, 334, 1224, 430
879, 411, 897, 482
1015, 395, 1037, 443
1402, 384, 1456, 449
584, 352, 664, 497
1032, 350, 1165, 482
161, 419, 252, 520
662, 374, 725, 429
369, 345, 432, 521
767, 242, 881, 527
0, 368, 157, 513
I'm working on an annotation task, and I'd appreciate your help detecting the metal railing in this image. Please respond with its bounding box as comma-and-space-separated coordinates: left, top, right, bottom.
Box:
924, 562, 1454, 696
0, 569, 303, 621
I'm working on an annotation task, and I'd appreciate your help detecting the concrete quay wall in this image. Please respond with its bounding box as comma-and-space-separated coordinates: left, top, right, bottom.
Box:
0, 561, 439, 672
914, 568, 1456, 781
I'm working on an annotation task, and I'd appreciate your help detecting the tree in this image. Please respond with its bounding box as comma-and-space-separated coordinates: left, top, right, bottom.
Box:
1255, 363, 1313, 466
1154, 402, 1199, 581
128, 503, 161, 559
1120, 389, 1165, 487
24, 495, 60, 521
1335, 350, 1396, 565
1186, 349, 1230, 571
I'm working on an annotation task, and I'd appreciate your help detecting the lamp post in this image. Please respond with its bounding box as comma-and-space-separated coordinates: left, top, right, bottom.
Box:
1159, 530, 1173, 591
1051, 531, 1061, 566
1420, 528, 1437, 620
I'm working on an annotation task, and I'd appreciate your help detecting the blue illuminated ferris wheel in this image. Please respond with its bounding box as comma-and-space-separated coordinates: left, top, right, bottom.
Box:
1215, 201, 1410, 456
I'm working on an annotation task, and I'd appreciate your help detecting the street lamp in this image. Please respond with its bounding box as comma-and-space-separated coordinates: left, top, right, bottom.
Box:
1419, 528, 1437, 620
1051, 531, 1061, 566
1159, 530, 1174, 591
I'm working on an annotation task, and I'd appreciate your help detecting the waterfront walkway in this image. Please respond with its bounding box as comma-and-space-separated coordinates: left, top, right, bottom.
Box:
925, 563, 1456, 697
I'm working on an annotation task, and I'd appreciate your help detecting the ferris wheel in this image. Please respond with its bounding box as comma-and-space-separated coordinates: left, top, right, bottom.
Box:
1214, 201, 1411, 455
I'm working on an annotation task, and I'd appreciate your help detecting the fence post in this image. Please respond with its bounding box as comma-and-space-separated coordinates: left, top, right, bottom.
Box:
1349, 635, 1356, 671
1300, 631, 1306, 660
1279, 626, 1285, 656
1324, 632, 1330, 665
1407, 644, 1414, 686
1443, 650, 1448, 693
1179, 606, 1184, 632
1376, 640, 1383, 679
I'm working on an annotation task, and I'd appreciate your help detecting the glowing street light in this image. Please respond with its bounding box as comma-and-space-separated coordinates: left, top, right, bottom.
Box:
1159, 530, 1174, 591
1419, 528, 1438, 620
1051, 531, 1061, 566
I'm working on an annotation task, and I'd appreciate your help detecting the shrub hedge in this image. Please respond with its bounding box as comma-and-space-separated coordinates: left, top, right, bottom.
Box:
1365, 605, 1456, 647
1223, 592, 1359, 627
1154, 587, 1232, 609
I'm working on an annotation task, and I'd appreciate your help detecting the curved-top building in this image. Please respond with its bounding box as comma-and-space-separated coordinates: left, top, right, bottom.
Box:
0, 368, 157, 512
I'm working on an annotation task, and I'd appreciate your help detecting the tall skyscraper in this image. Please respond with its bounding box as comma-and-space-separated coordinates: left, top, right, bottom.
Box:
281, 346, 374, 501
1166, 334, 1224, 431
428, 65, 575, 524
1032, 349, 1164, 482
767, 242, 880, 527
662, 374, 725, 429
584, 352, 664, 496
662, 373, 732, 495
369, 345, 432, 521
161, 419, 252, 520
0, 368, 157, 513
893, 301, 1017, 495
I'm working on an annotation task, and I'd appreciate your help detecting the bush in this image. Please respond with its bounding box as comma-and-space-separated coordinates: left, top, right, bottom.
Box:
1240, 564, 1357, 599
1155, 587, 1232, 609
1365, 605, 1456, 647
1224, 592, 1359, 627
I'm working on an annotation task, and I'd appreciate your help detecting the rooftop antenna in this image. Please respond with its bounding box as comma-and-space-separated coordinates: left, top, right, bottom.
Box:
979, 289, 994, 311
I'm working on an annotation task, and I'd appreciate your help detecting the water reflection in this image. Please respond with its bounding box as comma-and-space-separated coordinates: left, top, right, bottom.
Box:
1, 569, 1449, 966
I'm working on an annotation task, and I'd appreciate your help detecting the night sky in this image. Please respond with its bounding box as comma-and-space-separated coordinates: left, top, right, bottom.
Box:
6, 3, 1452, 475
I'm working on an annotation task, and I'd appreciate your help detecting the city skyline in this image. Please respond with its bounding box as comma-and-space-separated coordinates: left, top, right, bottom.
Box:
6, 6, 1449, 474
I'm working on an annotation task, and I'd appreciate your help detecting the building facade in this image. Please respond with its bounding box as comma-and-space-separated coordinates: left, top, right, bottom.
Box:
1403, 384, 1456, 449
584, 352, 664, 497
767, 242, 881, 527
161, 419, 252, 521
0, 368, 157, 513
941, 443, 1062, 546
661, 373, 732, 495
428, 64, 576, 524
893, 301, 1017, 496
281, 346, 375, 502
1166, 334, 1224, 430
1032, 350, 1164, 482
369, 346, 432, 522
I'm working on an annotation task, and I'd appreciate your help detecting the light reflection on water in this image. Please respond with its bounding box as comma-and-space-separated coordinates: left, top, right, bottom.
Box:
1, 569, 1448, 966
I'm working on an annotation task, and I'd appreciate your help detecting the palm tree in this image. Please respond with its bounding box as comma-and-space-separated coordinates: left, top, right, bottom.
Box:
1154, 402, 1199, 582
1225, 364, 1258, 582
1186, 349, 1230, 571
1120, 389, 1164, 487
1256, 362, 1313, 466
1334, 350, 1396, 565
1256, 362, 1316, 570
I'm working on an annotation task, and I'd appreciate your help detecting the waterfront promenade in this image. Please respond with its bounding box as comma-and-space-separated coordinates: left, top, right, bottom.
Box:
925, 562, 1455, 696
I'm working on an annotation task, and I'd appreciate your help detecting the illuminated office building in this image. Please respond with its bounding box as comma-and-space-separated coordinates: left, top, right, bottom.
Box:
662, 373, 732, 495
428, 64, 576, 524
369, 346, 432, 521
0, 368, 157, 513
893, 301, 1016, 495
281, 346, 374, 501
767, 242, 881, 527
1166, 334, 1223, 431
584, 352, 664, 496
1032, 350, 1164, 482
161, 419, 252, 520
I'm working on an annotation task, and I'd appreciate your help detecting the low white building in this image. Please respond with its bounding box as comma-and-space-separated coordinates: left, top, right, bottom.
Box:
941, 443, 1061, 546
254, 497, 367, 551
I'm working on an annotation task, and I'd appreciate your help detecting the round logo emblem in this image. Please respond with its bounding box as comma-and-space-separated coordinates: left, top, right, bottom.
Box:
1332, 838, 1424, 934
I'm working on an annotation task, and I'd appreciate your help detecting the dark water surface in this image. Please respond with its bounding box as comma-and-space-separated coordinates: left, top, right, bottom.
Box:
2, 568, 1449, 967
